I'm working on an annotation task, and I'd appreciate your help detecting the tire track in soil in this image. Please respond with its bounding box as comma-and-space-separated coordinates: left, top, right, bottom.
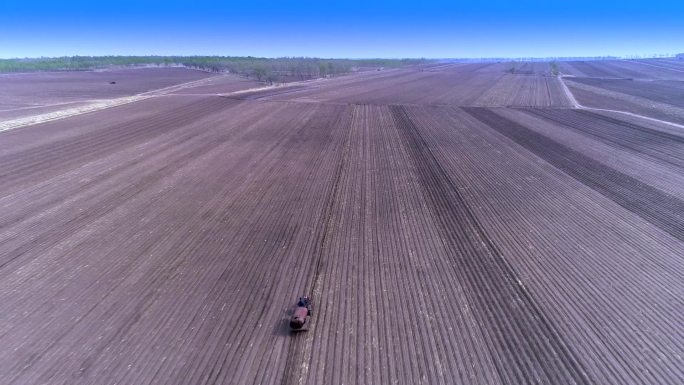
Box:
389, 105, 593, 385
280, 106, 354, 385
464, 107, 684, 242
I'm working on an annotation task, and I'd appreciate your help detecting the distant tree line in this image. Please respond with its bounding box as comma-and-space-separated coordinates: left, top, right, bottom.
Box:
448, 54, 683, 62
0, 56, 428, 83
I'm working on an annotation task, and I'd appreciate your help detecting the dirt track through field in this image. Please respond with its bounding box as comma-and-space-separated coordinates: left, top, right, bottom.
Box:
1, 62, 682, 385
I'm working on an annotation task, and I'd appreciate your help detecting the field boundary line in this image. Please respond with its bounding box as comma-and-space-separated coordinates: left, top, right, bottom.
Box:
558, 75, 581, 108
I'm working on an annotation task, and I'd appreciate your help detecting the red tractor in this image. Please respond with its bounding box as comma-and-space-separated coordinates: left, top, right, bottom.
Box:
290, 296, 313, 331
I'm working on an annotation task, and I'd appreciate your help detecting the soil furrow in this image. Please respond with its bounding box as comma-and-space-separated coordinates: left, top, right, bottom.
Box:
390, 105, 592, 385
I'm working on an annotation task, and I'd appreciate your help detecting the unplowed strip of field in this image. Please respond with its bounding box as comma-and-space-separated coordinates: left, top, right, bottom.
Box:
464, 107, 684, 241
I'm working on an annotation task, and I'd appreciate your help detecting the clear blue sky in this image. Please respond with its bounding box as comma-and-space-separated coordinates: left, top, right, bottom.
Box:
1, 0, 682, 59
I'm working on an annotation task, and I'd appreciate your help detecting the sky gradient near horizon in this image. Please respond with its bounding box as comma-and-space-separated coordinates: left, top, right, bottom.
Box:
1, 0, 682, 59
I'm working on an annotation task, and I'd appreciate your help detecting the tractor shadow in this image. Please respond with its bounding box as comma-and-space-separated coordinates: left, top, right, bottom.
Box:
272, 306, 296, 336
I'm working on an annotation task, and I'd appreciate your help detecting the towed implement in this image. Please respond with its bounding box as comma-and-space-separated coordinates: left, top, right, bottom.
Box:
289, 296, 313, 331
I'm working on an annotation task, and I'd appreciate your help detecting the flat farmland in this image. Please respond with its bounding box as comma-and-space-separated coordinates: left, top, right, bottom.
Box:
244, 63, 570, 107
0, 68, 233, 122
558, 59, 684, 125
563, 77, 684, 125
0, 61, 682, 385
558, 60, 684, 80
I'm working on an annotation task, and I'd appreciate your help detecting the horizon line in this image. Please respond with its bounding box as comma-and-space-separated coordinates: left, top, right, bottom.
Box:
1, 53, 682, 61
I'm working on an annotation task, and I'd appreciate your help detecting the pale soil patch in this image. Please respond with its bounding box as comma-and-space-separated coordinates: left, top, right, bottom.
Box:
0, 76, 221, 132
0, 75, 339, 132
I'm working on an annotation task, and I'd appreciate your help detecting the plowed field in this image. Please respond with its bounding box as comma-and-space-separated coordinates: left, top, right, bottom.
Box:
1, 61, 682, 385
